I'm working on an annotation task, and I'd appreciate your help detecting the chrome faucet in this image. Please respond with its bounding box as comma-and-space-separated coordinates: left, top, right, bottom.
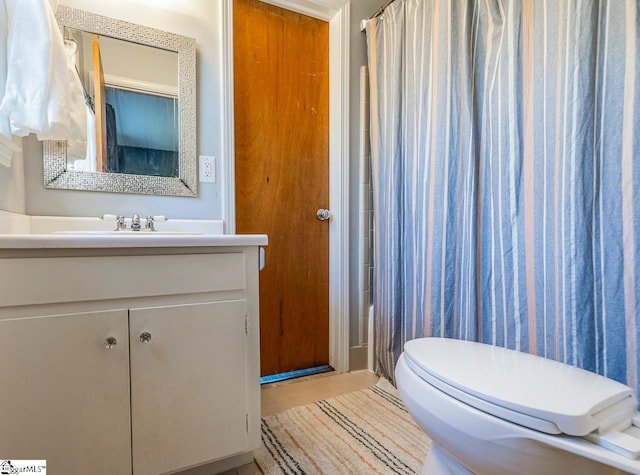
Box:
131, 213, 141, 231
102, 213, 166, 232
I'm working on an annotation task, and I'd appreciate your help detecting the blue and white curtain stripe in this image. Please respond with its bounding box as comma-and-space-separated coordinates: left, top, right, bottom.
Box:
366, 0, 640, 398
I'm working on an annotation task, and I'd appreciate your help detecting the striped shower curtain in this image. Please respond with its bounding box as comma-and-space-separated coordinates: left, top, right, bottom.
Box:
366, 0, 640, 398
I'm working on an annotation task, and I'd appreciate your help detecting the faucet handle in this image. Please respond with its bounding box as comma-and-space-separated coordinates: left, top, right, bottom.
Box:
100, 214, 127, 231
145, 216, 168, 232
115, 215, 126, 230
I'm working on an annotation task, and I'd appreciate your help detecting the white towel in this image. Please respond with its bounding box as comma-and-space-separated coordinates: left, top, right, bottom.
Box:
0, 0, 85, 141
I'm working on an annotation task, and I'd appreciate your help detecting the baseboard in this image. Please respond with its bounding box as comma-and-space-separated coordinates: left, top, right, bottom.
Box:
173, 452, 255, 475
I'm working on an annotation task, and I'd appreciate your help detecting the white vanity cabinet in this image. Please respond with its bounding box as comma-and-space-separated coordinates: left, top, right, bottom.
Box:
130, 300, 250, 475
0, 308, 133, 474
0, 243, 263, 475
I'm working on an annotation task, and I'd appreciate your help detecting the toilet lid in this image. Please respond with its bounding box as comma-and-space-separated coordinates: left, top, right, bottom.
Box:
403, 338, 636, 436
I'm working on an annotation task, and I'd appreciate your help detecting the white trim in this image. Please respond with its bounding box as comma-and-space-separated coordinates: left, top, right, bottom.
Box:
223, 0, 351, 373
103, 74, 178, 98
221, 0, 236, 234
259, 0, 348, 21
328, 4, 350, 373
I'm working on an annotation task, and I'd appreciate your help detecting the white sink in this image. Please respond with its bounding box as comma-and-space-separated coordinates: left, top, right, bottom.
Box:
52, 230, 203, 236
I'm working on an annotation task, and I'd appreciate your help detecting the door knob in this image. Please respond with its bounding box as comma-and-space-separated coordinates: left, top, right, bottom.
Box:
316, 209, 331, 221
104, 336, 117, 349
140, 332, 152, 343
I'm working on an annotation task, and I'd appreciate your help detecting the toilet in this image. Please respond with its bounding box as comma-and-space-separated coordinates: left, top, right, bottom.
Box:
395, 337, 640, 475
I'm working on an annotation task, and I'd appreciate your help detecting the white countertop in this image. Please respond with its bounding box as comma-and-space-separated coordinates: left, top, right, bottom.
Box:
0, 233, 268, 249
0, 213, 267, 249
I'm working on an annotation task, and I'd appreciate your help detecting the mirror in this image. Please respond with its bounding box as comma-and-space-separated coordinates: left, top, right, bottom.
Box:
64, 28, 180, 177
44, 6, 197, 196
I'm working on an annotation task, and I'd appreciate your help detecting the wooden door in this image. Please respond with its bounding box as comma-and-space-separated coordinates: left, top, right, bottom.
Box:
234, 0, 330, 377
92, 37, 107, 171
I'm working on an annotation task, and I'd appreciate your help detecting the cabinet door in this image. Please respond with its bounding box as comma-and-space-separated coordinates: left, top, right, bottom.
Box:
0, 309, 131, 474
130, 300, 249, 475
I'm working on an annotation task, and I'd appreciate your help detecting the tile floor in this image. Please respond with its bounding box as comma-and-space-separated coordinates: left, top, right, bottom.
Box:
219, 370, 379, 475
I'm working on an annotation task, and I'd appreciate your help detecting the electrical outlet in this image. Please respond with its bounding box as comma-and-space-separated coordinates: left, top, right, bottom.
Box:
199, 155, 215, 183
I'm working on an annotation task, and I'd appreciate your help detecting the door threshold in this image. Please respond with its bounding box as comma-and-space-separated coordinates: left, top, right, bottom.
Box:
260, 365, 333, 385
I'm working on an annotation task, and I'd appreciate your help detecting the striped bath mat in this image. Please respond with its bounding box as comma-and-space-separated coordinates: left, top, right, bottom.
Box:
255, 378, 431, 474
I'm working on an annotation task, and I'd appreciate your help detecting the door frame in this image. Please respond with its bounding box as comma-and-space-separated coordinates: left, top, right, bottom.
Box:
221, 0, 351, 373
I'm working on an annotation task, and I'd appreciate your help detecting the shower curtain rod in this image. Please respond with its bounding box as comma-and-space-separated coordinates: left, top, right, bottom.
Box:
369, 0, 398, 19
361, 0, 399, 31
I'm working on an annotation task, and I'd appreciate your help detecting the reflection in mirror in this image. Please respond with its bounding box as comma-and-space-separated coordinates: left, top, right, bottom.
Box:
44, 6, 196, 197
64, 28, 179, 178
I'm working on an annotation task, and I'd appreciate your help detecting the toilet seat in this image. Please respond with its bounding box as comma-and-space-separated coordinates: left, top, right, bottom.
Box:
403, 338, 640, 460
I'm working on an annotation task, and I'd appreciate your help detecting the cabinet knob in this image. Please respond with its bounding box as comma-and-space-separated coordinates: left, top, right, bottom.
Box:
104, 336, 117, 349
140, 332, 152, 344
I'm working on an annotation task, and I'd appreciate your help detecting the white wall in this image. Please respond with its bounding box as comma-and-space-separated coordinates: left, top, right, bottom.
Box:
24, 0, 226, 219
